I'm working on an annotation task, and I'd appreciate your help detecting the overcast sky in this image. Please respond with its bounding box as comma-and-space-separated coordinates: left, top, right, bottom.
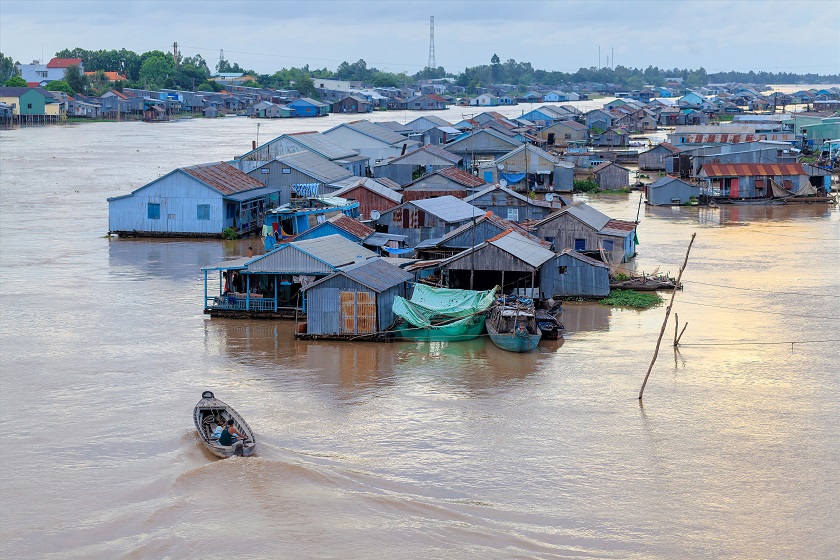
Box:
2, 0, 839, 76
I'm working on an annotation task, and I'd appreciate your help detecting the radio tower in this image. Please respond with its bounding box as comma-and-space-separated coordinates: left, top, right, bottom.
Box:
427, 16, 435, 69
219, 49, 224, 69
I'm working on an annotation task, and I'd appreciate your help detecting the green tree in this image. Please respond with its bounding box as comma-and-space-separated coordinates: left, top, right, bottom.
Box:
294, 73, 316, 97
139, 54, 175, 88
0, 52, 17, 85
46, 80, 74, 95
64, 64, 88, 94
5, 75, 27, 87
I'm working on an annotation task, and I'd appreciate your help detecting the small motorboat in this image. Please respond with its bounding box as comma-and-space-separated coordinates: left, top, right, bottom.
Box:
193, 391, 256, 458
535, 310, 564, 340
485, 298, 542, 353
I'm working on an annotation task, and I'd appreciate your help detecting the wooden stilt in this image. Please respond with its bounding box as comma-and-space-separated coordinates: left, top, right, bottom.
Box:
639, 233, 696, 400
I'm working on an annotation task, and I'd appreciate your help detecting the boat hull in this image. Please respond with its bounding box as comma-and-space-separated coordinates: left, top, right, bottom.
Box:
485, 318, 541, 352
193, 391, 256, 458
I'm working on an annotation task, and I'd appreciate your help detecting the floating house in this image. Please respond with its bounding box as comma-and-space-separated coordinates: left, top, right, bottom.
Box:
646, 176, 701, 206
108, 161, 276, 237
376, 195, 483, 247
539, 249, 610, 298
203, 234, 376, 318
697, 163, 809, 200
534, 203, 637, 262
247, 150, 354, 204
592, 161, 631, 190
400, 167, 487, 201
537, 120, 589, 148
639, 142, 681, 171
292, 213, 374, 243
322, 120, 420, 163
235, 131, 369, 176
418, 210, 549, 259
288, 97, 330, 117
299, 258, 414, 338
443, 128, 522, 169
263, 196, 360, 240
464, 184, 565, 223
329, 177, 403, 220
477, 144, 575, 192
438, 230, 554, 292
372, 144, 462, 186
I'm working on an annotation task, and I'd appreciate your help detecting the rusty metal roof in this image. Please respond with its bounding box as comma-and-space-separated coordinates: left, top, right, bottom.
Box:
327, 214, 375, 239
182, 162, 265, 195
700, 163, 806, 177
435, 166, 487, 187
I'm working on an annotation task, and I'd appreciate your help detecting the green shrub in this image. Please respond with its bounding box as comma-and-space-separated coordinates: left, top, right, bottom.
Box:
599, 290, 663, 309
221, 227, 238, 240
574, 180, 599, 192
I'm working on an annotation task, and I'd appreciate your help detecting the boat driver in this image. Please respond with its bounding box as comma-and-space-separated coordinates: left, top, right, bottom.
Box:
218, 418, 246, 447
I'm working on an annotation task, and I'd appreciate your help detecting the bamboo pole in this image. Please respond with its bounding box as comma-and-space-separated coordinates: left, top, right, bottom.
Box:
639, 233, 696, 400
675, 322, 689, 346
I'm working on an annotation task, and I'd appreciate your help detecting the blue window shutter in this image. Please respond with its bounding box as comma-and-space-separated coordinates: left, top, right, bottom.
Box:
574, 238, 586, 251
148, 203, 161, 220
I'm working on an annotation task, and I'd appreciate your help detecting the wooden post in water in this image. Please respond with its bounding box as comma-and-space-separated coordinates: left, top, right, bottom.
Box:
639, 232, 696, 400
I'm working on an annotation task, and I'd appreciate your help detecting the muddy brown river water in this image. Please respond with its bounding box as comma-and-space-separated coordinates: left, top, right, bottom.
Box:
1, 109, 838, 558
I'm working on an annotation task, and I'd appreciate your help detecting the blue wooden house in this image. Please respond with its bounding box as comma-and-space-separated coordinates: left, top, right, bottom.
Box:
202, 234, 377, 317
539, 249, 610, 298
289, 97, 330, 117
292, 213, 374, 243
300, 258, 414, 338
108, 161, 277, 237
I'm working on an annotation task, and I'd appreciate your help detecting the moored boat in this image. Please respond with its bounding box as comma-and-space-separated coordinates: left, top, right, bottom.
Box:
485, 298, 542, 352
535, 309, 564, 340
193, 391, 256, 458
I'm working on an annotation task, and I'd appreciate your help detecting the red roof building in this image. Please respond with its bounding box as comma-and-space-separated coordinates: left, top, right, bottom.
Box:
47, 58, 83, 68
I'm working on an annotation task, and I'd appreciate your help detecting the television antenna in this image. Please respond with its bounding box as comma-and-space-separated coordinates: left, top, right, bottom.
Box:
499, 179, 508, 187
370, 209, 381, 221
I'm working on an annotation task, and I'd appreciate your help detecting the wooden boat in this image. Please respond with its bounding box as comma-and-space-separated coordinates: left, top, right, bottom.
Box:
485, 301, 542, 353
193, 391, 256, 458
535, 310, 564, 340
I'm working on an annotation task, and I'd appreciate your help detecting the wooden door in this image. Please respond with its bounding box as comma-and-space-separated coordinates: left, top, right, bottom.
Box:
339, 291, 377, 334
730, 178, 739, 198
339, 291, 356, 334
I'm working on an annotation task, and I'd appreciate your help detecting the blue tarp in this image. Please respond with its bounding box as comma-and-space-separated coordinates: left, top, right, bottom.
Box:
500, 172, 526, 184
383, 247, 414, 254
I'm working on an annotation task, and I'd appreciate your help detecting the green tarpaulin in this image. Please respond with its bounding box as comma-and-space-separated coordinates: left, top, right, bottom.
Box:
392, 284, 498, 341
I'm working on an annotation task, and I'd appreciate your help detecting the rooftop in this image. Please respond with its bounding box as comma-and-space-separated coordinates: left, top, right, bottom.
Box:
182, 162, 265, 195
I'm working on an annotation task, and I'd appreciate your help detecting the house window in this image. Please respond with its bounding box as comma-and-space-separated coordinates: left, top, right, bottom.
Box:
260, 168, 270, 174
544, 236, 554, 243
148, 203, 161, 220
507, 208, 519, 221
603, 239, 614, 251
197, 204, 210, 220
27, 103, 32, 109
574, 238, 586, 251
282, 168, 291, 174
558, 266, 567, 274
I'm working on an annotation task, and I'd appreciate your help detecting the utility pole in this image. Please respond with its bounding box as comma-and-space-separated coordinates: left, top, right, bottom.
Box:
173, 41, 178, 66
428, 16, 436, 70
598, 46, 600, 70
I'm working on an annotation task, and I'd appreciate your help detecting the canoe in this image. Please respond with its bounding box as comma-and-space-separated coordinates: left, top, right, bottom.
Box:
193, 391, 256, 458
485, 304, 541, 353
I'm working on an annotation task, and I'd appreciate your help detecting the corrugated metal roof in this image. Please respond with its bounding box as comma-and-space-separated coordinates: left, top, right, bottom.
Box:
411, 195, 483, 223
340, 120, 416, 146
496, 143, 560, 165
558, 248, 610, 268
182, 162, 266, 195
700, 163, 806, 177
292, 234, 377, 267
224, 186, 281, 201
273, 151, 354, 183
378, 144, 462, 166
538, 203, 611, 231
339, 258, 414, 292
287, 131, 359, 160
435, 166, 487, 187
364, 232, 408, 246
331, 178, 403, 203
407, 115, 450, 127
489, 231, 555, 267
327, 214, 375, 239
438, 210, 549, 247
201, 256, 253, 271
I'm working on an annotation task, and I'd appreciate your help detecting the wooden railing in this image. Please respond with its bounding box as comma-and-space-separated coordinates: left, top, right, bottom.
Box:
206, 295, 276, 311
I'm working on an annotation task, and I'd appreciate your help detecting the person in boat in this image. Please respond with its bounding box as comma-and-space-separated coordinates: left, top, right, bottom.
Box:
218, 418, 246, 446
515, 322, 528, 335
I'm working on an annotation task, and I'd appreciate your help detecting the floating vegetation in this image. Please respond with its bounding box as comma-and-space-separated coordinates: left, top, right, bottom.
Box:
599, 290, 663, 309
